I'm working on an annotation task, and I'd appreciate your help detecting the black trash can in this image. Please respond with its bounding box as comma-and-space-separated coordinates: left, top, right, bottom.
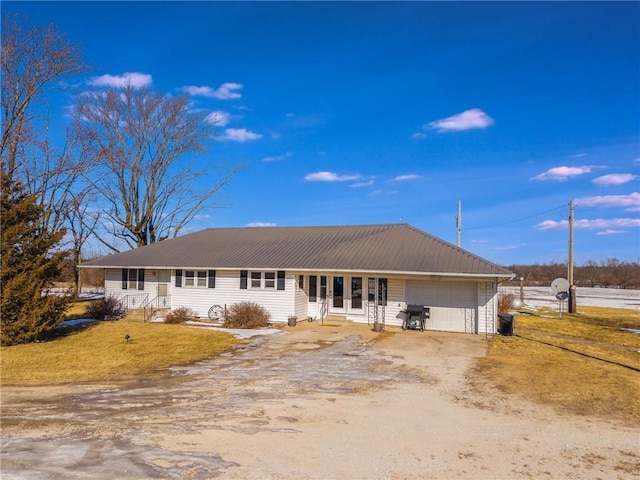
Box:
498, 314, 514, 336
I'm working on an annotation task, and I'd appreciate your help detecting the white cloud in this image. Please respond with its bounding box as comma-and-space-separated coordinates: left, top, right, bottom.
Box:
262, 152, 293, 162
571, 153, 587, 158
180, 82, 243, 100
411, 132, 427, 140
596, 229, 628, 236
350, 180, 375, 188
246, 222, 276, 227
576, 192, 640, 211
531, 165, 593, 181
305, 171, 361, 182
205, 110, 231, 126
391, 174, 420, 182
535, 218, 640, 230
220, 128, 262, 142
494, 245, 518, 251
634, 157, 640, 165
427, 108, 494, 133
592, 173, 637, 187
88, 72, 152, 88
368, 189, 398, 197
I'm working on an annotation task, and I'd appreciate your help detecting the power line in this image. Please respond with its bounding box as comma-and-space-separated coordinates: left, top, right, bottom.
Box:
464, 204, 567, 232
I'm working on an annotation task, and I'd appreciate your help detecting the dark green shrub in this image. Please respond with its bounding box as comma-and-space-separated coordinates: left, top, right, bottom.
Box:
86, 296, 126, 320
165, 307, 196, 324
223, 301, 270, 329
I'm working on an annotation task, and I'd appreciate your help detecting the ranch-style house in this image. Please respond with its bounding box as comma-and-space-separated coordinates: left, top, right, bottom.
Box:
80, 223, 514, 334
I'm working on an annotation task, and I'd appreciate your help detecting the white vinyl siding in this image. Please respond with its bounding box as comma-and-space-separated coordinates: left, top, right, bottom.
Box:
477, 281, 497, 334
405, 279, 477, 333
170, 269, 295, 322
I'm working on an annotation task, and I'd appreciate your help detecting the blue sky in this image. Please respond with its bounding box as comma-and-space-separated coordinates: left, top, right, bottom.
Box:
6, 1, 639, 265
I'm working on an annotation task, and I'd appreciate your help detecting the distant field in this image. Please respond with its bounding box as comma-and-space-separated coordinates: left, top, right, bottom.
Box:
500, 286, 640, 311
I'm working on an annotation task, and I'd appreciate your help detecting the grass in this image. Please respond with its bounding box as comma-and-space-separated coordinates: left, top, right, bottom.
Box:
472, 306, 640, 424
1, 320, 239, 385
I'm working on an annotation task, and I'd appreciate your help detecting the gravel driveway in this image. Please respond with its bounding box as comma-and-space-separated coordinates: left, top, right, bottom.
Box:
1, 322, 638, 479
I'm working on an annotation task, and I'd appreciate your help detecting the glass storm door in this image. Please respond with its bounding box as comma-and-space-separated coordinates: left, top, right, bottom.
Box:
332, 276, 344, 311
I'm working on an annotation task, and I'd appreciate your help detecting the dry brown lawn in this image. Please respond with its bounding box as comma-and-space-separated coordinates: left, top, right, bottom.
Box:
472, 306, 640, 424
1, 320, 239, 385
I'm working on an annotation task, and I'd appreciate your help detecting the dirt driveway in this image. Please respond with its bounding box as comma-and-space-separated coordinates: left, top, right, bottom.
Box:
1, 322, 638, 479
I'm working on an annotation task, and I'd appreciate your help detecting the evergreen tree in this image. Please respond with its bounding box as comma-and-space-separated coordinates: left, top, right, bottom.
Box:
1, 171, 71, 345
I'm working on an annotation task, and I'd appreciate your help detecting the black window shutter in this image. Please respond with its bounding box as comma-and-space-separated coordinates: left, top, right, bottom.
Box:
138, 269, 145, 290
277, 271, 285, 290
122, 269, 128, 289
240, 270, 248, 289
175, 269, 182, 287
208, 270, 216, 288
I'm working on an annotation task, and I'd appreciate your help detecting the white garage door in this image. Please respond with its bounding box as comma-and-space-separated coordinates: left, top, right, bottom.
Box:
405, 280, 477, 333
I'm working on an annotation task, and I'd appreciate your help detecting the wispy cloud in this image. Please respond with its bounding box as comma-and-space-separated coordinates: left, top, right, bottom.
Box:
262, 152, 293, 162
531, 165, 593, 182
246, 222, 276, 227
411, 132, 427, 140
535, 218, 640, 230
390, 174, 420, 182
368, 189, 398, 197
596, 229, 628, 236
88, 72, 152, 88
427, 108, 494, 133
575, 192, 640, 211
592, 173, 637, 187
305, 171, 361, 182
205, 110, 231, 127
220, 128, 262, 142
571, 153, 588, 158
350, 180, 375, 188
180, 82, 243, 100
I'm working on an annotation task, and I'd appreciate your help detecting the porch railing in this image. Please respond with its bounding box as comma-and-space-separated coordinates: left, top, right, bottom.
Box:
119, 293, 149, 312
143, 295, 171, 322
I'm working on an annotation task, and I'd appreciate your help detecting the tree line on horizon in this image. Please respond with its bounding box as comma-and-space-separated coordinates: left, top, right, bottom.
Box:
504, 259, 640, 289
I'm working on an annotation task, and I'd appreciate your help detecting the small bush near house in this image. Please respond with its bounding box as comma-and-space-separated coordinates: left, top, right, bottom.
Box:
223, 301, 271, 329
164, 307, 196, 324
86, 296, 126, 320
497, 292, 515, 314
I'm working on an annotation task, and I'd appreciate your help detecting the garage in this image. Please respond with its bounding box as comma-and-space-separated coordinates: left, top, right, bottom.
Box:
405, 280, 477, 333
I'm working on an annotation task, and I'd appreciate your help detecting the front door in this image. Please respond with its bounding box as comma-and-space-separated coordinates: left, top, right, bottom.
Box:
330, 276, 345, 314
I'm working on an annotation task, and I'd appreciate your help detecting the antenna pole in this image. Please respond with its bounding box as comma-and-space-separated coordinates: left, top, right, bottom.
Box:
456, 201, 462, 247
568, 200, 577, 313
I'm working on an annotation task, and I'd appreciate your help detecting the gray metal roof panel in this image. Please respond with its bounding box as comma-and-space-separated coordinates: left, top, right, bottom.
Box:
81, 224, 513, 277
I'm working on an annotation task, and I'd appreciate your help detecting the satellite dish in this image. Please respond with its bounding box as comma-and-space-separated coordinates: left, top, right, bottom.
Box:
551, 278, 570, 295
555, 291, 569, 301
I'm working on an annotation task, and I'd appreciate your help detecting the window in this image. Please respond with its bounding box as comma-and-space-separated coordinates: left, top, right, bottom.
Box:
264, 272, 275, 289
298, 275, 304, 289
176, 270, 213, 288
251, 271, 262, 288
122, 268, 144, 290
277, 271, 285, 290
378, 278, 388, 306
309, 275, 317, 302
367, 277, 388, 306
320, 276, 327, 299
351, 277, 363, 309
240, 270, 248, 289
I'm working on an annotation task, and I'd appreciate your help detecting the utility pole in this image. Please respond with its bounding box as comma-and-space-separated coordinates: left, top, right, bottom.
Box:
456, 201, 462, 247
568, 200, 577, 313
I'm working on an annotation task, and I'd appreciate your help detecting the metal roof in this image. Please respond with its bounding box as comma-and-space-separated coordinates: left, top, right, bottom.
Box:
80, 223, 513, 277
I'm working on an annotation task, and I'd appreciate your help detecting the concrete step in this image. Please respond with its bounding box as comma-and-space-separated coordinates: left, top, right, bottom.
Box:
321, 315, 351, 325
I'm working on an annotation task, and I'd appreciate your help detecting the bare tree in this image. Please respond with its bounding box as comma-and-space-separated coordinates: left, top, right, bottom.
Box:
65, 188, 100, 297
1, 14, 84, 177
73, 85, 238, 251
